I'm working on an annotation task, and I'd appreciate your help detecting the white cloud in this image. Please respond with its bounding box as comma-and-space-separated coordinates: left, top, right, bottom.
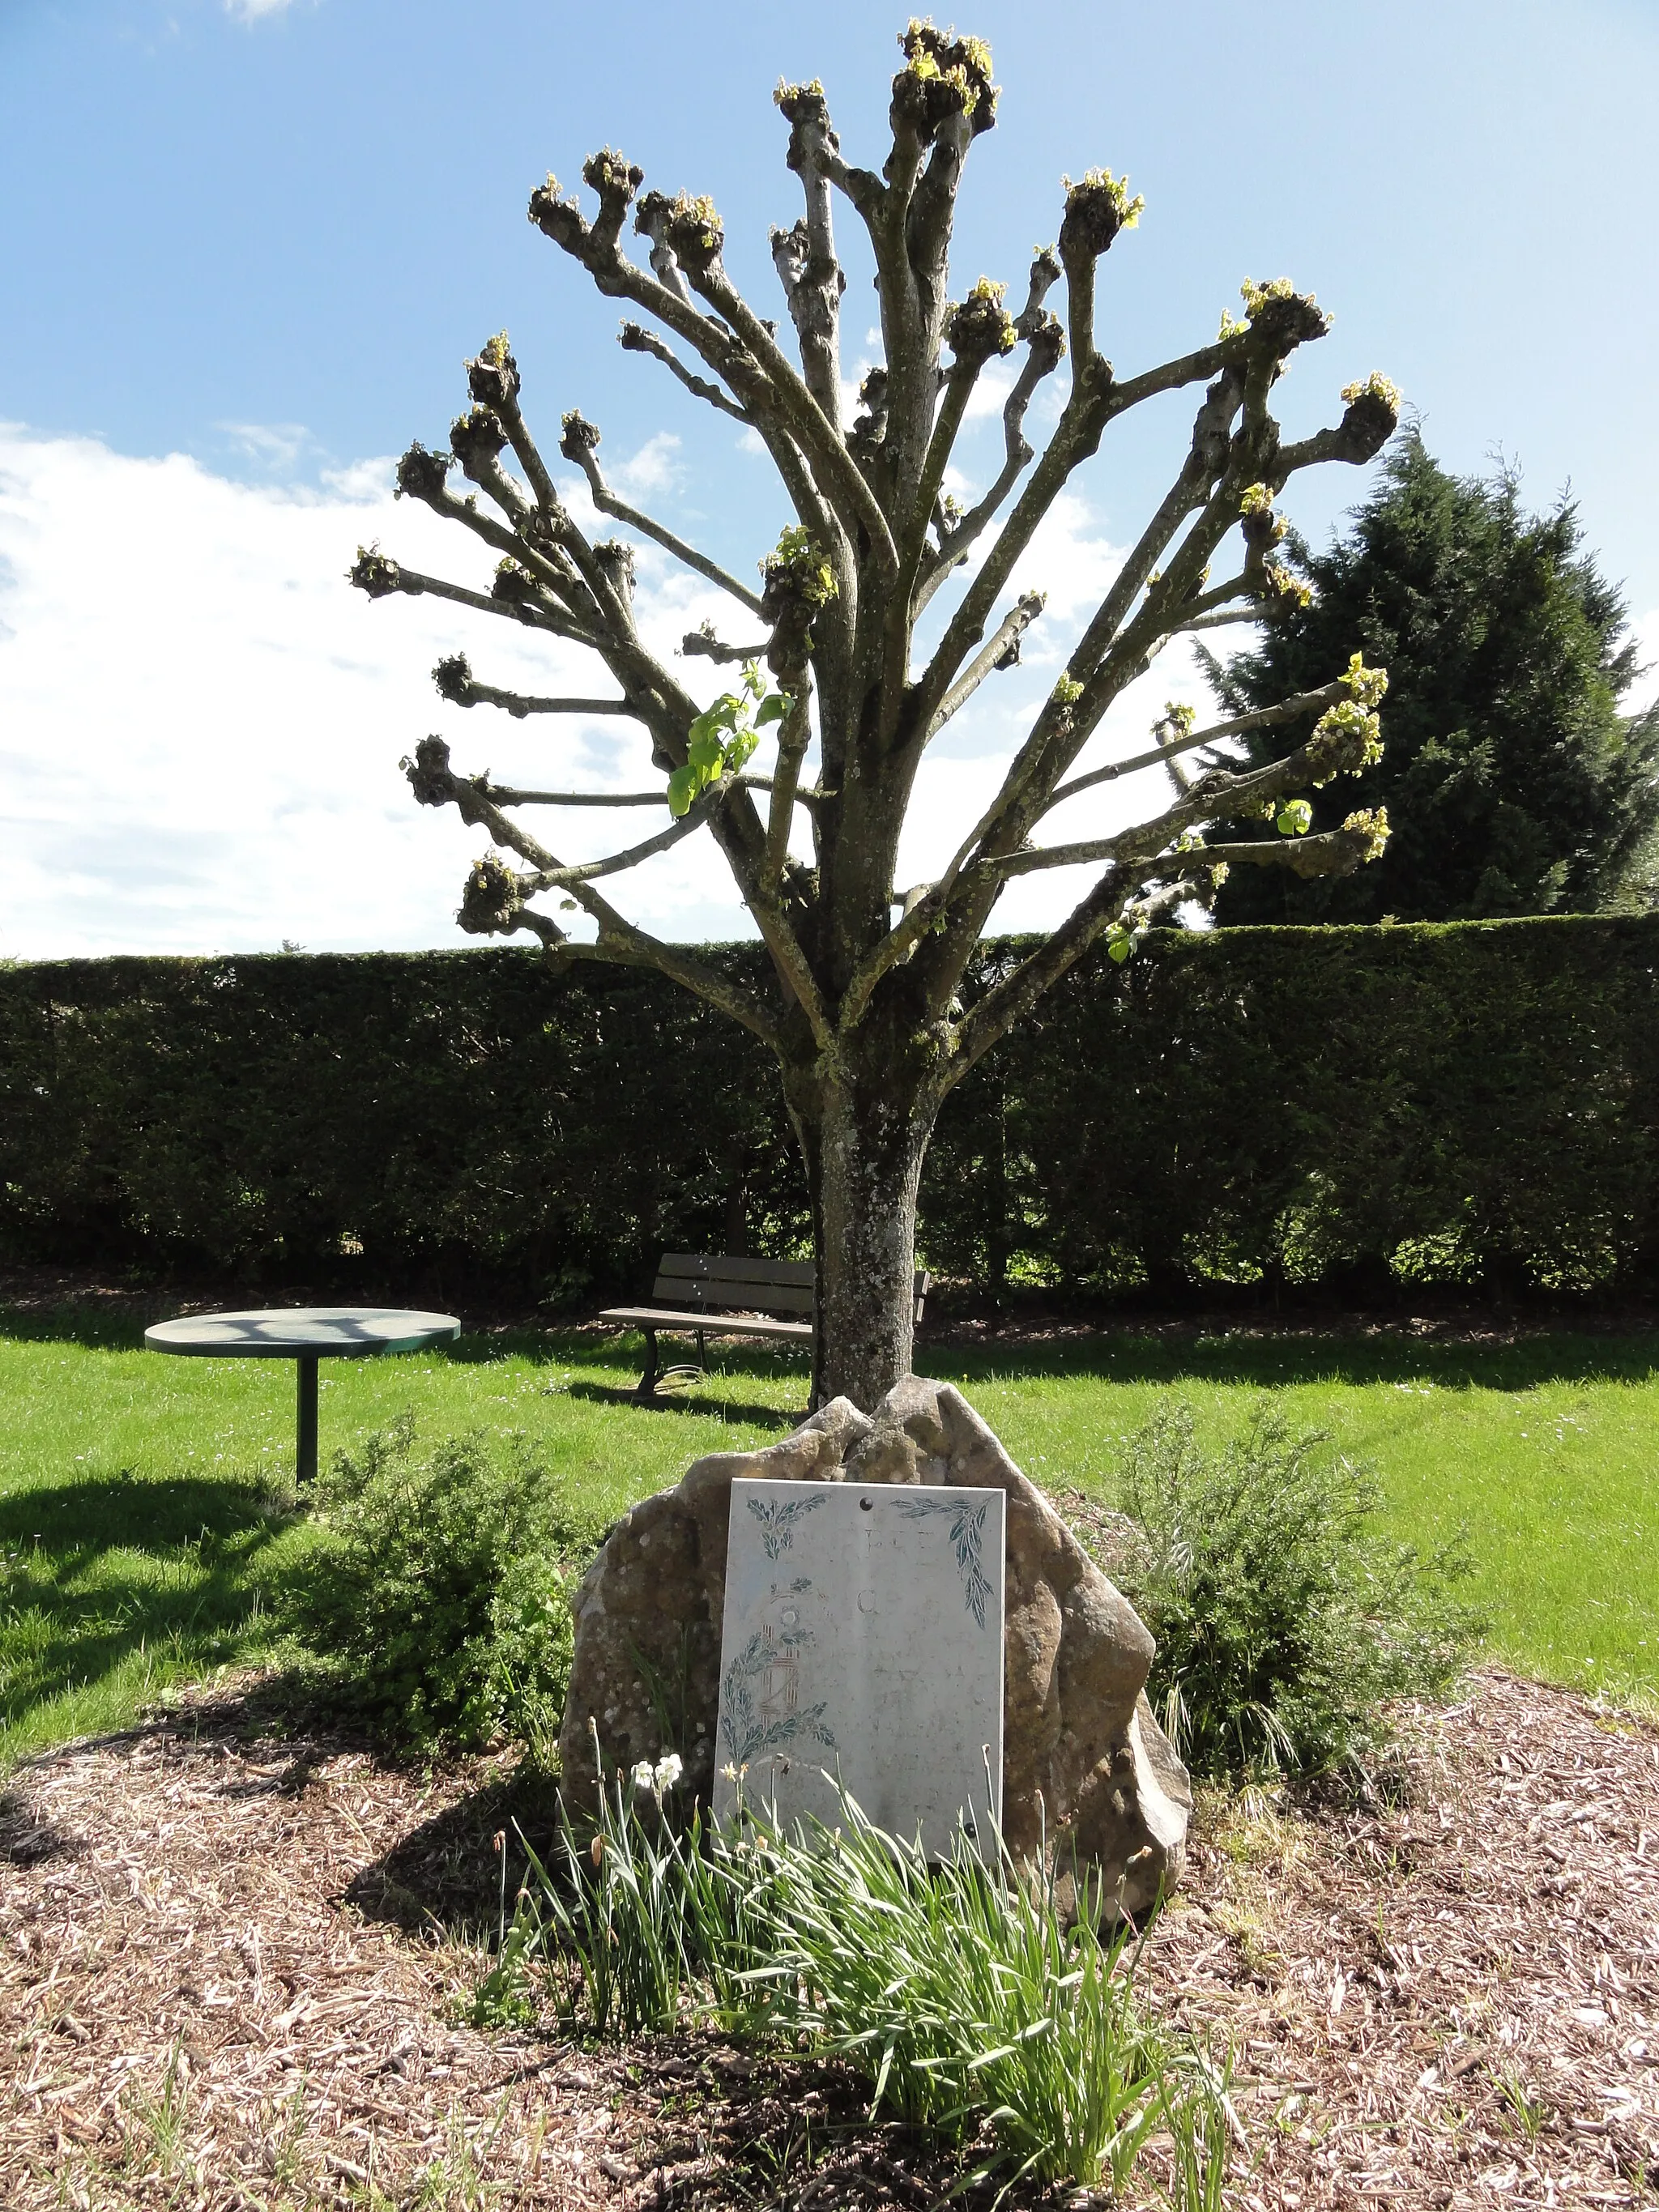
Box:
611, 432, 681, 499
0, 428, 750, 957
224, 0, 302, 20
0, 426, 1209, 962
216, 420, 313, 470
962, 358, 1016, 424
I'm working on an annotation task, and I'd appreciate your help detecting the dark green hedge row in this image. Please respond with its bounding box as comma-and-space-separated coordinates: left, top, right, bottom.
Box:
2, 916, 1655, 1305
928, 917, 1659, 1300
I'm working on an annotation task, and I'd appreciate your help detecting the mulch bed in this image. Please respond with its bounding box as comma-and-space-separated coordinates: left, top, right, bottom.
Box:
2, 1672, 1655, 2210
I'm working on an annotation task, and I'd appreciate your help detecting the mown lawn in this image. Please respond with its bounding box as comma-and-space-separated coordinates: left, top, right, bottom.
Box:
2, 1305, 1654, 1771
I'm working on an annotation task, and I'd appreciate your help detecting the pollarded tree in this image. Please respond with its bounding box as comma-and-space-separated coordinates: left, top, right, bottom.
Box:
352, 23, 1401, 1412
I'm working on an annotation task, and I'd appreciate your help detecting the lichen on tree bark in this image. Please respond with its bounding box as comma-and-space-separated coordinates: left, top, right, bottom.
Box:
353, 23, 1402, 1409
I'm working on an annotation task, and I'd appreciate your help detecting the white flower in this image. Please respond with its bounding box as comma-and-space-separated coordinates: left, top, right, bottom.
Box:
654, 1753, 684, 1792
630, 1759, 655, 1792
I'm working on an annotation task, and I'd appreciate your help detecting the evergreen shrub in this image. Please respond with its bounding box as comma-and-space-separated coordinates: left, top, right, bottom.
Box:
279, 1415, 605, 1758
1110, 1400, 1485, 1782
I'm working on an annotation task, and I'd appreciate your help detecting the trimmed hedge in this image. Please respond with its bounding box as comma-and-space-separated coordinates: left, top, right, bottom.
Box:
926, 917, 1659, 1300
0, 951, 791, 1305
2, 916, 1655, 1306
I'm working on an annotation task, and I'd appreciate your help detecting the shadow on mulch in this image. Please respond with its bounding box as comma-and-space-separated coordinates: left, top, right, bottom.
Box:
615, 2038, 1043, 2211
342, 1762, 565, 1939
148, 1668, 571, 1943
0, 1786, 79, 1867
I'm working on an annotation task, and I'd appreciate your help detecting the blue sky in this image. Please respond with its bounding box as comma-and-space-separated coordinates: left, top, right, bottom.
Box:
2, 0, 1656, 955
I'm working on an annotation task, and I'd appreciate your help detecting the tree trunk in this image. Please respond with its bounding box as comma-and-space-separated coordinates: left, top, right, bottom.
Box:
783, 1062, 937, 1413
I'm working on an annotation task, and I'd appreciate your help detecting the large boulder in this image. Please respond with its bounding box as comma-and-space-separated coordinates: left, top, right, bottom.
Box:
559, 1377, 1190, 1920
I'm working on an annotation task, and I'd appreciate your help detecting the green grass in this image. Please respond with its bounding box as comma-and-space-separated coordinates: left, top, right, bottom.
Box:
2, 1304, 1654, 1772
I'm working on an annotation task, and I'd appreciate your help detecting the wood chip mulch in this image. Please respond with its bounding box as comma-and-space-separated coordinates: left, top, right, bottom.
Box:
2, 1669, 1655, 2210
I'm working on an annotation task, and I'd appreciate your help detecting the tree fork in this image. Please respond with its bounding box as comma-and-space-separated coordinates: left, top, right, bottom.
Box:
355, 28, 1402, 1409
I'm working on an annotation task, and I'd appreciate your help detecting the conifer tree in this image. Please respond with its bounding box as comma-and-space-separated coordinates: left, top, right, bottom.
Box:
1209, 432, 1659, 923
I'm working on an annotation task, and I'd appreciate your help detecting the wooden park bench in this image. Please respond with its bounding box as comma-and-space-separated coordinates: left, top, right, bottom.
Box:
600, 1251, 931, 1398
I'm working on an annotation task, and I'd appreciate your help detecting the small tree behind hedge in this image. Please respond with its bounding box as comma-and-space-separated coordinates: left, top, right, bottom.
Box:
1209, 433, 1659, 923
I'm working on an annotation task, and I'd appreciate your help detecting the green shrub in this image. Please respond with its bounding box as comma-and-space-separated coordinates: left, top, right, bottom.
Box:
279, 1415, 604, 1758
1111, 1400, 1484, 1783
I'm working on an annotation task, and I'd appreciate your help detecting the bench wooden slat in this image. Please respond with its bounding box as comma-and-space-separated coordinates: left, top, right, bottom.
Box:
659, 1252, 817, 1287
653, 1272, 816, 1315
597, 1306, 812, 1341
602, 1252, 932, 1396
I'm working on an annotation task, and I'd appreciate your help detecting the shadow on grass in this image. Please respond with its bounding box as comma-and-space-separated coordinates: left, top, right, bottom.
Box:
919, 1327, 1659, 1394
0, 1299, 152, 1351
563, 1378, 805, 1429
0, 1475, 294, 1733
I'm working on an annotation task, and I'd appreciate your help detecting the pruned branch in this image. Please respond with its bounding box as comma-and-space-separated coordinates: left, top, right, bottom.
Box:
928, 590, 1045, 740
539, 925, 786, 1046
619, 321, 750, 422
447, 771, 820, 812
474, 786, 663, 808
1179, 607, 1264, 634
1044, 676, 1352, 812
529, 162, 847, 573
682, 624, 772, 664
558, 410, 766, 616
694, 254, 898, 578
464, 337, 567, 522
772, 81, 847, 426
763, 670, 814, 889
916, 287, 1066, 611
917, 333, 1384, 915
348, 547, 595, 646
432, 653, 641, 720
518, 792, 730, 890
1201, 817, 1391, 877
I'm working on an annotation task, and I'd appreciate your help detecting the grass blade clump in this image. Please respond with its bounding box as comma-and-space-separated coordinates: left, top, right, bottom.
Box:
531, 1748, 702, 2037
1112, 1399, 1485, 1783
751, 1790, 1179, 2189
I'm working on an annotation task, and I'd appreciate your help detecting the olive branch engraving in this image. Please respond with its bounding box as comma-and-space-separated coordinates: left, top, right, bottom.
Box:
718, 1619, 836, 1764
894, 1495, 995, 1630
747, 1490, 830, 1560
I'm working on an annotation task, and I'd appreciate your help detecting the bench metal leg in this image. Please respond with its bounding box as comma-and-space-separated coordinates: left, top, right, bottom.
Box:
296, 1354, 319, 1485
636, 1327, 714, 1401
637, 1329, 661, 1399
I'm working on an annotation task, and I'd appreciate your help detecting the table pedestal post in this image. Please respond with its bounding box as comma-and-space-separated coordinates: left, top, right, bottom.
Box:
296, 1354, 319, 1485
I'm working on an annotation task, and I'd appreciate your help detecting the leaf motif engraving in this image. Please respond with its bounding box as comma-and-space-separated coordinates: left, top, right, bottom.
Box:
719, 1615, 837, 1763
746, 1490, 829, 1560
894, 1495, 995, 1629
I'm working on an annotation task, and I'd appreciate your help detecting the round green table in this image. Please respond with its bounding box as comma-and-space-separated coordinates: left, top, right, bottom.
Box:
143, 1306, 461, 1482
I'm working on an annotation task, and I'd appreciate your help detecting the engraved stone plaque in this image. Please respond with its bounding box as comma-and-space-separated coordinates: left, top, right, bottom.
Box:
712, 1479, 1005, 1854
